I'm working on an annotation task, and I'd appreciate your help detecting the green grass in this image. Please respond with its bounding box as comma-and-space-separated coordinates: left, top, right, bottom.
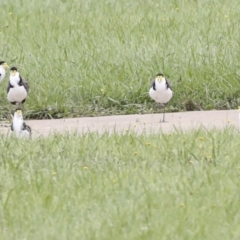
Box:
0, 0, 240, 119
1, 127, 240, 239
1, 1, 240, 239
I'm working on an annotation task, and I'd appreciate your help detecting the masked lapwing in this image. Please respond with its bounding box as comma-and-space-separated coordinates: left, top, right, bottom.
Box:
0, 61, 9, 83
11, 109, 31, 138
7, 66, 29, 108
149, 73, 173, 122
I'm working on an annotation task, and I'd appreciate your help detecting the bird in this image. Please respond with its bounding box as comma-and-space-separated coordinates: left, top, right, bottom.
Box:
7, 66, 29, 108
0, 61, 9, 83
149, 73, 173, 122
11, 109, 31, 138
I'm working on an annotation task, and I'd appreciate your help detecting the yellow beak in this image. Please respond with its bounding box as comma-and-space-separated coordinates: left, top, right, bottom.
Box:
157, 76, 163, 82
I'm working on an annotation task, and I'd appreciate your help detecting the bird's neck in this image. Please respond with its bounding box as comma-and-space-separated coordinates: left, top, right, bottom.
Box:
10, 77, 19, 86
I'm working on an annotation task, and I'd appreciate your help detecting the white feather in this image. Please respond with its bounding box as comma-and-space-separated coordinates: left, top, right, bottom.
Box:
19, 130, 31, 138
0, 65, 6, 83
149, 77, 173, 104
7, 87, 27, 103
7, 72, 27, 103
12, 111, 31, 139
12, 112, 24, 138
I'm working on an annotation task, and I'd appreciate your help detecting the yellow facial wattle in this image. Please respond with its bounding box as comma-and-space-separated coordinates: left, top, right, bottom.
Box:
16, 110, 22, 115
157, 76, 163, 82
11, 70, 17, 76
3, 63, 9, 69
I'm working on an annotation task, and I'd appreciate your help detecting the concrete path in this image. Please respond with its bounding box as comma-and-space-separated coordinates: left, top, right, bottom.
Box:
0, 110, 239, 137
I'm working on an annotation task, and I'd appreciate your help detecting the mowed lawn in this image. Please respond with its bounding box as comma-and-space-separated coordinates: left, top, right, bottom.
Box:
1, 0, 240, 239
0, 128, 240, 239
0, 0, 240, 119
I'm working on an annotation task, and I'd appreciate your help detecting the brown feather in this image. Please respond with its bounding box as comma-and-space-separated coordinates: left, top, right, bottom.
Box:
22, 122, 32, 135
22, 78, 29, 92
165, 78, 172, 90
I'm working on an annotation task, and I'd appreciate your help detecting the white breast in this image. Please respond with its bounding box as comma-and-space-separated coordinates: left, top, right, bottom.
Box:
7, 86, 28, 103
10, 73, 21, 86
0, 67, 5, 83
13, 119, 24, 137
149, 80, 173, 104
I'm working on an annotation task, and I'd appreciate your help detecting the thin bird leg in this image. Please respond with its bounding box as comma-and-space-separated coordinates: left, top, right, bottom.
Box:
16, 103, 21, 110
160, 104, 167, 122
162, 105, 165, 122
157, 103, 167, 123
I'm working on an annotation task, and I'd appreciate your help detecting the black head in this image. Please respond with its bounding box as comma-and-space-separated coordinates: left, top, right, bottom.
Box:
10, 66, 18, 71
0, 61, 6, 65
156, 73, 164, 77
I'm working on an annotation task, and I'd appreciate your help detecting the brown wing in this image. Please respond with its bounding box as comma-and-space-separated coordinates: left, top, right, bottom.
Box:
21, 77, 30, 92
22, 122, 32, 135
26, 125, 31, 135
166, 79, 172, 91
